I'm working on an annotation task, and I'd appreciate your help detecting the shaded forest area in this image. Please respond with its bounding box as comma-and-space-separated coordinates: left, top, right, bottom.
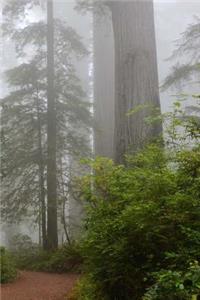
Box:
0, 1, 200, 300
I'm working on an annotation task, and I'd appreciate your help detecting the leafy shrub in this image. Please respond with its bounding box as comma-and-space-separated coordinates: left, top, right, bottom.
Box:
0, 247, 17, 283
10, 234, 41, 270
45, 243, 83, 273
143, 262, 200, 300
30, 243, 83, 273
77, 100, 200, 300
68, 275, 106, 300
11, 235, 83, 273
10, 234, 39, 252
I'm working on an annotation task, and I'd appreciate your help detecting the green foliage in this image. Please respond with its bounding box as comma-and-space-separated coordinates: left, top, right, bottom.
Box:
9, 234, 43, 270
143, 262, 200, 300
10, 235, 83, 273
40, 243, 83, 273
10, 234, 39, 252
0, 247, 17, 283
68, 275, 106, 300
76, 100, 200, 299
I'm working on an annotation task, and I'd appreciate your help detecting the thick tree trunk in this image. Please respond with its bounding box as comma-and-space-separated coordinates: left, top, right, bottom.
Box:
93, 11, 115, 158
46, 0, 58, 250
110, 0, 162, 164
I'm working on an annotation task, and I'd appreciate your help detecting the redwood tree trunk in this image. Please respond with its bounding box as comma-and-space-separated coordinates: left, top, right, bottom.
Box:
93, 10, 115, 158
110, 0, 162, 163
46, 0, 58, 250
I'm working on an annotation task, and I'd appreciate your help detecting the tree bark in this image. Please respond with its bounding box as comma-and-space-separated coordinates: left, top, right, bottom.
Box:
93, 11, 115, 158
110, 0, 162, 164
46, 0, 58, 250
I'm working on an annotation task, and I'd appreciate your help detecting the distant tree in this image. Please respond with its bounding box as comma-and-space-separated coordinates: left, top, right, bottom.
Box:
1, 63, 47, 247
1, 0, 91, 249
93, 10, 115, 159
46, 0, 57, 250
163, 16, 200, 90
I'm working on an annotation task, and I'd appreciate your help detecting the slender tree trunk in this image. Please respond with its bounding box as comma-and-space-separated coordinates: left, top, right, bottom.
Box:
110, 0, 162, 163
62, 199, 71, 245
36, 87, 47, 250
60, 158, 71, 245
39, 214, 42, 247
93, 11, 115, 158
46, 0, 58, 250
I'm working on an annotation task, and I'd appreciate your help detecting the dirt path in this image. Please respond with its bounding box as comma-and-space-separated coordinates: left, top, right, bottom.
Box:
1, 271, 78, 300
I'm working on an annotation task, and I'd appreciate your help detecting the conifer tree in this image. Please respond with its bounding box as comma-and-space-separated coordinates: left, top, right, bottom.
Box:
1, 0, 91, 249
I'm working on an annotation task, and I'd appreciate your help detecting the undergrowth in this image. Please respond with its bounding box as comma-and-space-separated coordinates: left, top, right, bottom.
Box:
0, 246, 17, 283
10, 234, 83, 273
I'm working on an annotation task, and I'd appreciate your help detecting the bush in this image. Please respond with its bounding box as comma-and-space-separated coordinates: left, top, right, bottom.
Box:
68, 275, 106, 300
45, 243, 83, 273
0, 247, 17, 283
30, 243, 83, 273
11, 235, 83, 273
77, 99, 200, 299
10, 234, 42, 270
10, 234, 39, 253
143, 262, 200, 300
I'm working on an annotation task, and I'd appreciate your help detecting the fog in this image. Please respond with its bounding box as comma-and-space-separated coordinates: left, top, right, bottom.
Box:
0, 0, 199, 247
155, 1, 200, 110
1, 0, 199, 104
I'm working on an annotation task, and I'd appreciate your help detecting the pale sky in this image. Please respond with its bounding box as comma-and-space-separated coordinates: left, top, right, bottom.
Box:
154, 1, 200, 110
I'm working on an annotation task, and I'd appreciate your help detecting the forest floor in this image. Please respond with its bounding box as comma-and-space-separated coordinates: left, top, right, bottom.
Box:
1, 271, 78, 300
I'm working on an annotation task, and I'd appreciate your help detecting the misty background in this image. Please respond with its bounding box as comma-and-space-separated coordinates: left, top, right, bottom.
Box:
0, 0, 199, 245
